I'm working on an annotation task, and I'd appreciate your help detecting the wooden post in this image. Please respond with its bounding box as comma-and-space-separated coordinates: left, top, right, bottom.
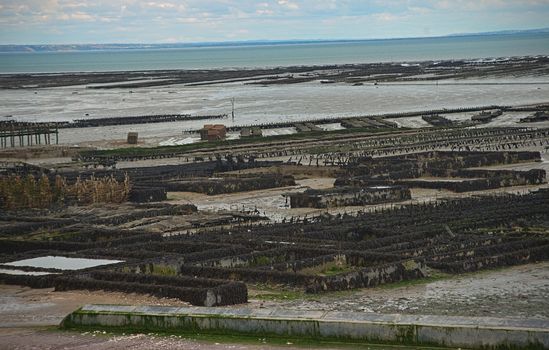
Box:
231, 97, 235, 122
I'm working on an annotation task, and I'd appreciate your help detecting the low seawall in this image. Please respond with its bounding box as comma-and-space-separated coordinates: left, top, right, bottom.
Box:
62, 305, 549, 349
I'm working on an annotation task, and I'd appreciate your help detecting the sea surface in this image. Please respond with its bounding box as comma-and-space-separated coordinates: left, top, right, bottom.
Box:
1, 33, 549, 73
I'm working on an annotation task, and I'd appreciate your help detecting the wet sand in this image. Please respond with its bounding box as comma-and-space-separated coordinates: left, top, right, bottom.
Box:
250, 262, 549, 319
0, 285, 188, 328
2, 76, 549, 145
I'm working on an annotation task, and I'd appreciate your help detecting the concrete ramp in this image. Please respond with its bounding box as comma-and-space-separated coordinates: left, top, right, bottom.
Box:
62, 305, 549, 349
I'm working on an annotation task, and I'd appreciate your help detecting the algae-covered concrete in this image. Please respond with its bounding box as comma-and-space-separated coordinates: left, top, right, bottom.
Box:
62, 305, 549, 349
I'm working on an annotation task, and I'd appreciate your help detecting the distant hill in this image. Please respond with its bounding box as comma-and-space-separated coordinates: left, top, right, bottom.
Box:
1, 28, 548, 53
448, 27, 549, 37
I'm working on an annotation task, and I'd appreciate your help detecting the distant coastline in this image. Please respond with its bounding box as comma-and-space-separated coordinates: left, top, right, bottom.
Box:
1, 27, 548, 53
2, 31, 549, 74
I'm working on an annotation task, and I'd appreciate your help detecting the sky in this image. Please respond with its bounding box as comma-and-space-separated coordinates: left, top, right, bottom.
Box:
1, 0, 549, 44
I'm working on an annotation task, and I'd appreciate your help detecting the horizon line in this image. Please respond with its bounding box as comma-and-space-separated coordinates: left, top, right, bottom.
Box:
1, 27, 549, 48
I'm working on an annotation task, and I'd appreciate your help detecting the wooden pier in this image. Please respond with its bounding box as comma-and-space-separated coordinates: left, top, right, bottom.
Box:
0, 122, 59, 148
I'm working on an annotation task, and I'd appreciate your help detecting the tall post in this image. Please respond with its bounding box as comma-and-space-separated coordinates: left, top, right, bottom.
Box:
231, 97, 235, 122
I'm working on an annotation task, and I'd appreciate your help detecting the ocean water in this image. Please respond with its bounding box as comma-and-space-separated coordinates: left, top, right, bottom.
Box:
1, 33, 549, 73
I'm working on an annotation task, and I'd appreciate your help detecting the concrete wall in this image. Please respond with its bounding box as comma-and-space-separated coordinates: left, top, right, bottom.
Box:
62, 305, 549, 349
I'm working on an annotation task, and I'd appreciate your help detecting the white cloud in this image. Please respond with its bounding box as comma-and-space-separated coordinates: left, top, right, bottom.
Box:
176, 17, 200, 23
62, 2, 89, 9
277, 0, 299, 10
1, 0, 549, 43
372, 12, 400, 22
144, 2, 178, 9
58, 11, 94, 21
256, 9, 274, 15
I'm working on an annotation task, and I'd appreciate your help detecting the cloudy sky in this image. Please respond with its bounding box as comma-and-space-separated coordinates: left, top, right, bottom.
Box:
1, 0, 548, 44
